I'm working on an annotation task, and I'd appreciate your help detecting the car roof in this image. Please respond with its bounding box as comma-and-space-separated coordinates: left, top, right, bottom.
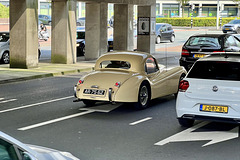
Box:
95, 51, 153, 73
198, 53, 240, 63
190, 34, 230, 38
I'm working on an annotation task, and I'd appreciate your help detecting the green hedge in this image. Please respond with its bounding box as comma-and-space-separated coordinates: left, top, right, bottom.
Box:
156, 17, 240, 27
0, 3, 9, 18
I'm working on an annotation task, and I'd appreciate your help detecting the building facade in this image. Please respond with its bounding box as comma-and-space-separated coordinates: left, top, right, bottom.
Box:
1, 0, 239, 18
156, 0, 239, 18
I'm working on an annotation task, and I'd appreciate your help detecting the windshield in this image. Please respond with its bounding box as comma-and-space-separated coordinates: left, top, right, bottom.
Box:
188, 61, 240, 81
186, 37, 220, 47
100, 60, 131, 69
0, 33, 9, 42
77, 31, 85, 39
156, 24, 163, 31
229, 20, 240, 24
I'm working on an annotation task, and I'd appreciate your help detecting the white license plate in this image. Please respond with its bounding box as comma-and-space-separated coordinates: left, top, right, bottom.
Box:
83, 89, 105, 95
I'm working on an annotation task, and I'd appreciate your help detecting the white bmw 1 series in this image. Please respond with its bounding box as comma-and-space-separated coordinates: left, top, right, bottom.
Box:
176, 53, 240, 127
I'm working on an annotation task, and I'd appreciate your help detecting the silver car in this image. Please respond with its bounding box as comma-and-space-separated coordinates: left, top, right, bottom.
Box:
222, 19, 240, 34
0, 32, 10, 64
0, 131, 80, 160
0, 32, 41, 64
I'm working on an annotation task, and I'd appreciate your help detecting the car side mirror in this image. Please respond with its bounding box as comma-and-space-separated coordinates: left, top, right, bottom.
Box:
22, 152, 37, 160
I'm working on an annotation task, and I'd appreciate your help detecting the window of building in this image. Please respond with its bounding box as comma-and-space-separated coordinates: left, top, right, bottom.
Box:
162, 4, 179, 18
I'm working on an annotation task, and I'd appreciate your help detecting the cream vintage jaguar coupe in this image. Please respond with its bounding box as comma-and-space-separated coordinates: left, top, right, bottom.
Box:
74, 51, 187, 109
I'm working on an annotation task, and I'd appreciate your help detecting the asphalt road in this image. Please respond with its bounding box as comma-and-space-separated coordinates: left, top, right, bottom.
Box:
0, 73, 240, 160
2, 29, 239, 160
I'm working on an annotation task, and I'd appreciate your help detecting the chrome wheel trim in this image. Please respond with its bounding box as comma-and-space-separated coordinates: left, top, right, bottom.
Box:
2, 52, 9, 64
139, 86, 148, 106
156, 36, 161, 44
171, 35, 175, 42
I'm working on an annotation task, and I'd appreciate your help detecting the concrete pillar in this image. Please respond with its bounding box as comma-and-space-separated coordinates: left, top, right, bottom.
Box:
38, 0, 41, 15
51, 0, 77, 64
114, 4, 134, 51
137, 5, 156, 54
85, 2, 108, 60
100, 2, 108, 55
10, 0, 38, 68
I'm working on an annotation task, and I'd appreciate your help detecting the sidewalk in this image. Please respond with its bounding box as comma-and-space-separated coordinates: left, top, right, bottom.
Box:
0, 51, 180, 85
0, 61, 95, 84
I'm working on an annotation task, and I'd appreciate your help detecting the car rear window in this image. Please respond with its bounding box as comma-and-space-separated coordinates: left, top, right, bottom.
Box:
187, 61, 240, 81
100, 61, 131, 69
186, 37, 220, 47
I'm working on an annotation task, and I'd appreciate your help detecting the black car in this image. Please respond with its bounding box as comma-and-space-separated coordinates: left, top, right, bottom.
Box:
155, 23, 175, 44
76, 27, 85, 56
179, 34, 240, 70
76, 27, 114, 56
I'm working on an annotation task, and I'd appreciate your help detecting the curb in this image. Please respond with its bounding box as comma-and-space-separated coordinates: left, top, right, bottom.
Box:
0, 67, 94, 85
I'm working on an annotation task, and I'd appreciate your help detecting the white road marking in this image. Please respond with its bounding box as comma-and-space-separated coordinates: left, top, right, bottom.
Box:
0, 98, 4, 101
129, 117, 152, 126
18, 110, 94, 131
0, 99, 17, 104
155, 122, 239, 147
79, 103, 122, 113
18, 103, 120, 131
0, 96, 74, 114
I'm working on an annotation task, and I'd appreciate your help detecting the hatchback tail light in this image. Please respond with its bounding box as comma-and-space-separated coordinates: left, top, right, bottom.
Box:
78, 80, 84, 85
181, 49, 189, 56
179, 80, 189, 92
114, 82, 121, 88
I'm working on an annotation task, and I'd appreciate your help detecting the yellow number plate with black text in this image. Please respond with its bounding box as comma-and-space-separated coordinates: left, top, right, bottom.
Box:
200, 104, 228, 113
194, 54, 206, 58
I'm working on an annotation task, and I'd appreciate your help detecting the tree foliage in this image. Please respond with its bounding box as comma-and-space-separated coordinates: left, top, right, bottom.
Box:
0, 3, 9, 18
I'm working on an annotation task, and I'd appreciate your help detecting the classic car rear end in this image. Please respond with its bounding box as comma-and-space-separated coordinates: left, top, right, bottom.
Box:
75, 51, 187, 109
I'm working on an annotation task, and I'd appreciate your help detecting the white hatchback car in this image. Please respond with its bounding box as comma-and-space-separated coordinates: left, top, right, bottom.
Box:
176, 53, 240, 127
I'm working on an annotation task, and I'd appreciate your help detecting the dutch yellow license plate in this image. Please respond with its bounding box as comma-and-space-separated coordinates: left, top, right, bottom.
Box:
225, 28, 229, 30
200, 104, 228, 113
194, 54, 206, 58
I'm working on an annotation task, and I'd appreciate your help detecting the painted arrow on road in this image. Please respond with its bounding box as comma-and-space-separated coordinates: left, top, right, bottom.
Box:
155, 122, 239, 147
